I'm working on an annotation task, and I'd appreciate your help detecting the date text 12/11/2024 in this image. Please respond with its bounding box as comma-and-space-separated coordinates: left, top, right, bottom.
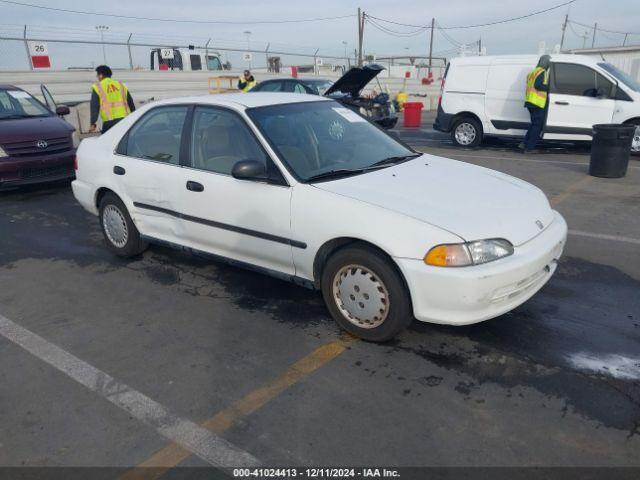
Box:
233, 468, 401, 478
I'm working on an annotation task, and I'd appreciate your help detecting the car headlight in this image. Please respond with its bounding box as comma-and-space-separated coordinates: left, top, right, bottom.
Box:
424, 239, 514, 267
0, 146, 7, 158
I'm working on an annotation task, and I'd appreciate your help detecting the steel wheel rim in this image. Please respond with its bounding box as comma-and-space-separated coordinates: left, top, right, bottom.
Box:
632, 125, 640, 152
455, 122, 476, 146
332, 264, 390, 329
102, 204, 128, 248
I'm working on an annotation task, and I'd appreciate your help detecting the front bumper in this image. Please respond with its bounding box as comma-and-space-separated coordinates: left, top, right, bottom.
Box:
395, 211, 568, 325
0, 150, 76, 189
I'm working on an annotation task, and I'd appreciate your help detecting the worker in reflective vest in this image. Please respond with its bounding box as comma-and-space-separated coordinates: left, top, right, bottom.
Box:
89, 65, 136, 133
237, 70, 256, 92
521, 55, 550, 153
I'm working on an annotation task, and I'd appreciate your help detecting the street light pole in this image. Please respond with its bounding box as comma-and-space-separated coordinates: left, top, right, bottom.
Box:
243, 30, 252, 69
95, 25, 109, 64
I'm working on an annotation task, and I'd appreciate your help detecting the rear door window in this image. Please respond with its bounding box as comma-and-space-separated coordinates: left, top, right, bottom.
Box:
552, 63, 614, 98
190, 55, 202, 71
123, 106, 188, 165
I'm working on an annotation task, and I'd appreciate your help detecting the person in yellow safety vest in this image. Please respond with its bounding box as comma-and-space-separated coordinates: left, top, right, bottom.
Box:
89, 65, 136, 133
237, 70, 256, 92
520, 55, 551, 153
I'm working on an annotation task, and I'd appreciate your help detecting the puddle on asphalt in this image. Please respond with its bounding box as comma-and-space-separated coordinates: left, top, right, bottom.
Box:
567, 353, 640, 380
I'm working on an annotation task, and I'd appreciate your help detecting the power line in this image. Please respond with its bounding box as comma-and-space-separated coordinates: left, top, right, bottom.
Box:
435, 21, 461, 47
0, 0, 355, 25
568, 19, 640, 36
367, 0, 576, 30
365, 17, 428, 38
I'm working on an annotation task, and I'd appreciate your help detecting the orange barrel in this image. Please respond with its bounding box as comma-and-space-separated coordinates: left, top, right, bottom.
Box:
403, 102, 423, 128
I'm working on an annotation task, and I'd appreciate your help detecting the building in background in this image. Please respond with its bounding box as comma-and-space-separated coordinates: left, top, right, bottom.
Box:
568, 45, 640, 82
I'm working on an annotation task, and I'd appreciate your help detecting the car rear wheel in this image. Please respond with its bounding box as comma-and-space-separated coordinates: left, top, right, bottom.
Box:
99, 193, 148, 258
451, 116, 483, 148
321, 245, 413, 342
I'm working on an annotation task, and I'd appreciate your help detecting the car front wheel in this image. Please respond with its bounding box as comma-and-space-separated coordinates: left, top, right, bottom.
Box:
321, 245, 413, 342
451, 116, 483, 148
99, 193, 148, 258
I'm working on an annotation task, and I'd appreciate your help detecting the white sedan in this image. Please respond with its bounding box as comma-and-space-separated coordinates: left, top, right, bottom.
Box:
72, 93, 567, 342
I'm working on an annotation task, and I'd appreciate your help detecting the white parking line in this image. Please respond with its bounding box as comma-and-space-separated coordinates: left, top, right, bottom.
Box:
0, 313, 260, 468
568, 230, 640, 246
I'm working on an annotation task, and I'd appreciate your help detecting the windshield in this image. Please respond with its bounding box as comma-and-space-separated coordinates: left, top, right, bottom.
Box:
598, 62, 640, 92
247, 101, 415, 182
304, 80, 334, 95
0, 89, 50, 119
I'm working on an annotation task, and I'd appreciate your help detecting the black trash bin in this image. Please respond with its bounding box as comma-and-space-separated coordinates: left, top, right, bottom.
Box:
589, 124, 635, 178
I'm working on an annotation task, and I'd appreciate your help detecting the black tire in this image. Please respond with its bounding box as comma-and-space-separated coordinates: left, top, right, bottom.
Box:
451, 116, 483, 148
321, 244, 413, 342
98, 192, 148, 258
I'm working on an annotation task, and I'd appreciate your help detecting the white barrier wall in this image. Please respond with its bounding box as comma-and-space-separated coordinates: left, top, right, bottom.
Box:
1, 69, 440, 141
0, 69, 439, 105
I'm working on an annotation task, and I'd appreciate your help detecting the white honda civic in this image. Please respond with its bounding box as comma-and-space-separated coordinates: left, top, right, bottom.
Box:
72, 93, 567, 341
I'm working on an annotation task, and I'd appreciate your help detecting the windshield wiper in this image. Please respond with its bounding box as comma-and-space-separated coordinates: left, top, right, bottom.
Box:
0, 114, 29, 120
368, 153, 421, 168
306, 168, 367, 182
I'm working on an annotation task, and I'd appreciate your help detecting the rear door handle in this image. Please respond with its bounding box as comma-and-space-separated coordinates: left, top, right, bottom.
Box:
186, 181, 204, 192
113, 166, 126, 175
555, 101, 569, 106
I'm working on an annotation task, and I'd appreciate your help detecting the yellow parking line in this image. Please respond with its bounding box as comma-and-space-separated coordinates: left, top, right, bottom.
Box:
120, 335, 355, 480
550, 175, 594, 207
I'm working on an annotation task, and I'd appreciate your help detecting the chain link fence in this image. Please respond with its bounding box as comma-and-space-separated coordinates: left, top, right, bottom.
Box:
0, 26, 352, 73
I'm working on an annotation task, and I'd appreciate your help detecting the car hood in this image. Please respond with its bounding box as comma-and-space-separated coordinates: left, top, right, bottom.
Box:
0, 116, 74, 144
312, 155, 556, 246
324, 63, 385, 97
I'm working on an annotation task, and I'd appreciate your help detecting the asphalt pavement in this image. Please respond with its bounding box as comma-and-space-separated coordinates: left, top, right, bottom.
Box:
0, 113, 638, 477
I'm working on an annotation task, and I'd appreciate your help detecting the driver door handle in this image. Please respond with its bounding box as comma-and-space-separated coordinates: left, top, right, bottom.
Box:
186, 181, 204, 192
555, 101, 569, 106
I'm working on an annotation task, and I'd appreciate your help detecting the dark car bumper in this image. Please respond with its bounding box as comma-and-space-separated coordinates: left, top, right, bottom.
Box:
375, 116, 398, 129
0, 149, 76, 189
433, 103, 455, 133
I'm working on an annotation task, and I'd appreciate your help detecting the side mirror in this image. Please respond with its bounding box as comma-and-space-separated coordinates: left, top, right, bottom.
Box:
232, 160, 267, 181
56, 105, 70, 116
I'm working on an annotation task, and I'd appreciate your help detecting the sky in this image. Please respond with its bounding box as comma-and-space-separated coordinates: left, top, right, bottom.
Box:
1, 0, 639, 70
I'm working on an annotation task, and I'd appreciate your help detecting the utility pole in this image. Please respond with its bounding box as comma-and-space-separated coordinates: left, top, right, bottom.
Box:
357, 8, 364, 67
478, 37, 482, 55
127, 33, 133, 70
623, 33, 628, 46
559, 14, 568, 51
592, 23, 597, 48
427, 17, 435, 75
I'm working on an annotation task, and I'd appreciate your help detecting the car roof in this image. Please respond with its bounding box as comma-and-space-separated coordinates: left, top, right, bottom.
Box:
147, 92, 332, 109
0, 85, 20, 90
449, 54, 603, 68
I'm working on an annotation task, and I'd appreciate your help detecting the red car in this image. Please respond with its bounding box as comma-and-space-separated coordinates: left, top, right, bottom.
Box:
0, 85, 76, 189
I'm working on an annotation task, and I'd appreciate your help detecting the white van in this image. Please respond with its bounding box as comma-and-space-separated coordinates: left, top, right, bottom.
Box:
434, 54, 640, 152
150, 48, 225, 71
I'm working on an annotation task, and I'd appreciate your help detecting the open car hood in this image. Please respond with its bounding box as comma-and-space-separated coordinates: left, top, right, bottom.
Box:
323, 64, 385, 97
